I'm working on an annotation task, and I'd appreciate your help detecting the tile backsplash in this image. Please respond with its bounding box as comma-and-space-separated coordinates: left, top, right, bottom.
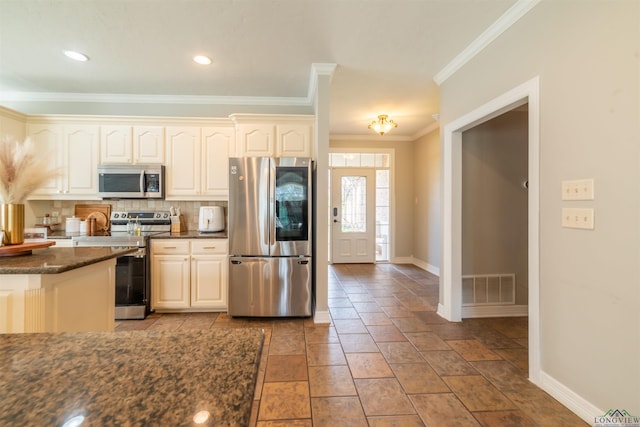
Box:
27, 199, 227, 232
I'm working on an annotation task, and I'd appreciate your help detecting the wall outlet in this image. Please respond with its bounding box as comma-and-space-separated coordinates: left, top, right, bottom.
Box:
561, 179, 594, 201
562, 207, 594, 229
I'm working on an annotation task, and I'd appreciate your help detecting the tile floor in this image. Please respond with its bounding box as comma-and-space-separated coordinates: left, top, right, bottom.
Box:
115, 263, 588, 426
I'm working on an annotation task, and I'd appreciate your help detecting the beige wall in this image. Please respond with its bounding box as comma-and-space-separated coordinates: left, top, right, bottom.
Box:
330, 138, 415, 259
462, 110, 528, 305
440, 0, 639, 413
412, 129, 441, 270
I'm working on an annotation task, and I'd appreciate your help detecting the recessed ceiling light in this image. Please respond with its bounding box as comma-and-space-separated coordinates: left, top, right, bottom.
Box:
193, 55, 212, 65
63, 50, 89, 62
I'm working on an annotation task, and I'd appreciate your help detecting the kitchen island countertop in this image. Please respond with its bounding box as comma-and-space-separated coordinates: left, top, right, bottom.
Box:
0, 328, 264, 426
0, 246, 136, 274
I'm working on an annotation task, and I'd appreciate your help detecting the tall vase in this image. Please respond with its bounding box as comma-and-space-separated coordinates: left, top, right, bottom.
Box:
1, 203, 25, 245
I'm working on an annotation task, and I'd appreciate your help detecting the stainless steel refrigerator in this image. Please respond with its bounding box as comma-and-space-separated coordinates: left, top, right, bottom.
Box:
228, 157, 313, 317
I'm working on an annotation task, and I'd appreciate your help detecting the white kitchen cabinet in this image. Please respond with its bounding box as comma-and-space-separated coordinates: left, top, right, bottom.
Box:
276, 123, 312, 157
165, 126, 234, 200
236, 123, 275, 157
165, 126, 201, 197
190, 240, 228, 309
27, 123, 99, 199
231, 114, 313, 157
201, 126, 235, 197
26, 124, 63, 197
151, 239, 228, 311
133, 126, 165, 164
101, 126, 165, 164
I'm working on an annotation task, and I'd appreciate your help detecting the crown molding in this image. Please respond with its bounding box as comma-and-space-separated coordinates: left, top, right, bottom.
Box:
308, 63, 338, 102
0, 91, 310, 107
433, 0, 540, 85
24, 113, 236, 127
0, 105, 27, 121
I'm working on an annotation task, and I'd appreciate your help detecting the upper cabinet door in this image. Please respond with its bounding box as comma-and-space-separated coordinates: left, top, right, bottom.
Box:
276, 123, 312, 157
165, 126, 201, 197
100, 125, 132, 164
64, 125, 100, 196
133, 126, 165, 164
236, 124, 275, 157
27, 123, 64, 197
202, 126, 235, 197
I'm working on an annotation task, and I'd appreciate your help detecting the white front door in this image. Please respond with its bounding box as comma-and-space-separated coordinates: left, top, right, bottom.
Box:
330, 168, 375, 263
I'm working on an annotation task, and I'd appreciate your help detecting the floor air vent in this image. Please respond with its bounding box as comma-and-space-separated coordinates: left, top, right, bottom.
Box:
462, 274, 516, 306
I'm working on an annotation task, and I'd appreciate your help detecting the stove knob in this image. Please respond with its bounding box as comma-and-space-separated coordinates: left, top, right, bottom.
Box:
155, 213, 161, 218
163, 213, 169, 218
114, 213, 119, 219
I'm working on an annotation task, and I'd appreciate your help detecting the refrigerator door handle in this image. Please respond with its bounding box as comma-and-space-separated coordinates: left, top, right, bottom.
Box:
269, 162, 276, 247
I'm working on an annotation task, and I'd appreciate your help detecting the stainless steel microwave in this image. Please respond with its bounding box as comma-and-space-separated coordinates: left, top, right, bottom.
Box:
97, 164, 165, 199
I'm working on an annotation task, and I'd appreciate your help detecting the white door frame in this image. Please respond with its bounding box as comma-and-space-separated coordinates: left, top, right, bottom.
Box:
438, 76, 541, 384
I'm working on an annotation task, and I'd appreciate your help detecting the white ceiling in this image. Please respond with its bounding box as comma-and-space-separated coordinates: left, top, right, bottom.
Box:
0, 0, 517, 138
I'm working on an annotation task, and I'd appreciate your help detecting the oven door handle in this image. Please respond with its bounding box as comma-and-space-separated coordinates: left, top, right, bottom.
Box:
121, 248, 146, 258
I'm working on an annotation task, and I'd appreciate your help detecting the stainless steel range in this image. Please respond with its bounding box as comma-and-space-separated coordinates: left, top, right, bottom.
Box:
72, 210, 171, 320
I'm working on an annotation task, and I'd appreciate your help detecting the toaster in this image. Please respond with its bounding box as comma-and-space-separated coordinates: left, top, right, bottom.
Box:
198, 206, 225, 233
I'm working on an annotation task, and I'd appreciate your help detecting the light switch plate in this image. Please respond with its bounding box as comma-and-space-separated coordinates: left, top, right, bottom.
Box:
562, 208, 594, 229
561, 179, 594, 201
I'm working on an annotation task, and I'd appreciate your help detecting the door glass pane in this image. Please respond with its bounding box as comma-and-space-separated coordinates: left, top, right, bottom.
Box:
275, 167, 309, 241
341, 176, 367, 233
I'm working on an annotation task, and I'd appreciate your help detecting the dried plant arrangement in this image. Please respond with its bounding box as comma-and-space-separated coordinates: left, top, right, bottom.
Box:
0, 137, 61, 204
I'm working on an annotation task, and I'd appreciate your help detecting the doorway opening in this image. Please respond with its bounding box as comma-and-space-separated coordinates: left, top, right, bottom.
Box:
440, 77, 541, 383
461, 106, 529, 318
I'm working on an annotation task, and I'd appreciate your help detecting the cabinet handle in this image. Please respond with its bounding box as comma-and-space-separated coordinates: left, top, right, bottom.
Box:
163, 246, 177, 249
203, 246, 216, 249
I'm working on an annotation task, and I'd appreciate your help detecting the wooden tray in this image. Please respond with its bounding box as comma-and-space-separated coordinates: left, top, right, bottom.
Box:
0, 240, 56, 256
75, 204, 111, 230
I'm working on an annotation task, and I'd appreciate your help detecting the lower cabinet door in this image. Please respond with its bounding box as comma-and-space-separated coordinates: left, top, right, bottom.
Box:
151, 255, 190, 309
190, 255, 227, 309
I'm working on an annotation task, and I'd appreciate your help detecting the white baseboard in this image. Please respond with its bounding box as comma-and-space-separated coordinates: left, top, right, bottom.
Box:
412, 258, 440, 276
392, 256, 413, 264
462, 304, 528, 318
437, 303, 453, 321
538, 370, 602, 425
313, 310, 331, 324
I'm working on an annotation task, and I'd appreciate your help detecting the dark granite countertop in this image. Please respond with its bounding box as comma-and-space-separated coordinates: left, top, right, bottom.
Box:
48, 230, 228, 239
0, 328, 264, 426
0, 247, 136, 274
152, 230, 228, 239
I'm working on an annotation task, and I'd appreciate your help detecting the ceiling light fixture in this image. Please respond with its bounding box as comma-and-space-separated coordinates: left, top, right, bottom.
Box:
63, 50, 89, 62
193, 55, 212, 65
368, 114, 398, 136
